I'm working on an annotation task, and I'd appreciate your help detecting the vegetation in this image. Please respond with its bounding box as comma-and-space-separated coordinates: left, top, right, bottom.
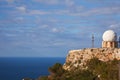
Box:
37, 58, 120, 80
87, 58, 119, 80
22, 77, 32, 80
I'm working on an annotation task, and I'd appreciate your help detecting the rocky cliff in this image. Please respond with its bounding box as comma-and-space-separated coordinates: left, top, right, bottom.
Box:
63, 48, 120, 70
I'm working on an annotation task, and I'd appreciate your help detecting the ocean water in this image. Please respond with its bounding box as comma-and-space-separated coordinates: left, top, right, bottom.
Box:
0, 57, 65, 80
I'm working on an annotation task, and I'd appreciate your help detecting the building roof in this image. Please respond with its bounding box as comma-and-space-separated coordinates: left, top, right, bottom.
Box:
102, 30, 117, 41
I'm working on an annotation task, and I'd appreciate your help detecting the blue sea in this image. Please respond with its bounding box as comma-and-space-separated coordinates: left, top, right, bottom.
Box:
0, 57, 65, 80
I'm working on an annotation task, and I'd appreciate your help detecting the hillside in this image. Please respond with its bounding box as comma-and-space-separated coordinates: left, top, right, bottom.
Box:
37, 48, 120, 80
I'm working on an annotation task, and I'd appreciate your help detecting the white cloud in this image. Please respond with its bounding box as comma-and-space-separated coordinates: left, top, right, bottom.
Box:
28, 5, 120, 17
109, 23, 120, 30
69, 6, 120, 17
29, 10, 50, 15
54, 9, 69, 15
14, 17, 25, 23
34, 0, 60, 5
6, 0, 14, 3
4, 33, 17, 37
68, 6, 120, 16
34, 0, 75, 6
52, 28, 59, 33
15, 17, 24, 21
16, 6, 26, 13
51, 27, 63, 33
41, 24, 49, 28
65, 0, 75, 6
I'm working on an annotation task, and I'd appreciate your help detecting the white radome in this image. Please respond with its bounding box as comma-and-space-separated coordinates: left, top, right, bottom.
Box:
102, 30, 117, 41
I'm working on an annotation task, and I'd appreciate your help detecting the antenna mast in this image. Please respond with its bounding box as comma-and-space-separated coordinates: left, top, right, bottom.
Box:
118, 36, 120, 48
92, 34, 94, 48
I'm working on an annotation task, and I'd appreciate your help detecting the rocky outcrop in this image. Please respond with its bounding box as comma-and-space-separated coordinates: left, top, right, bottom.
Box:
63, 48, 120, 70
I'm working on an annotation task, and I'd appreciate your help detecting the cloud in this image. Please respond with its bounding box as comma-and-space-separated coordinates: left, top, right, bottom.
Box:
109, 23, 120, 31
38, 24, 63, 33
6, 0, 14, 3
4, 33, 17, 37
51, 28, 60, 33
29, 10, 50, 15
16, 6, 26, 13
34, 0, 60, 5
28, 6, 120, 17
41, 24, 49, 28
14, 17, 24, 21
65, 0, 75, 6
69, 6, 120, 17
34, 0, 75, 6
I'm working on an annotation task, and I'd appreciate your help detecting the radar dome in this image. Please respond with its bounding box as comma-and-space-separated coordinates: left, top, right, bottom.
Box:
102, 30, 117, 41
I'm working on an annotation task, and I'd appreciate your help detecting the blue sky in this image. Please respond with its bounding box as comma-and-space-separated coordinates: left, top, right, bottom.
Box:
0, 0, 120, 57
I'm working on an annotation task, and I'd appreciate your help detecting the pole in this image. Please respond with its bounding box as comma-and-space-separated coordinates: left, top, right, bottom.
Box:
92, 34, 94, 48
118, 36, 120, 48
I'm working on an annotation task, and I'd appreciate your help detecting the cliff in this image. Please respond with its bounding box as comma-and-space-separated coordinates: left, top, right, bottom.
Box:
63, 48, 120, 70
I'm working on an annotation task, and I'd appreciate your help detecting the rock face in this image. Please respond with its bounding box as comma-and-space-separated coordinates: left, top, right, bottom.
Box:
63, 48, 120, 70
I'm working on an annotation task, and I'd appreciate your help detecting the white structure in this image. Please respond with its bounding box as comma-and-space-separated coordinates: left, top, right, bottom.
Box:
102, 30, 118, 48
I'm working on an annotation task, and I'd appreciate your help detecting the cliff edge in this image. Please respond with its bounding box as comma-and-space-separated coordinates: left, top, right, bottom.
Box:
63, 48, 120, 70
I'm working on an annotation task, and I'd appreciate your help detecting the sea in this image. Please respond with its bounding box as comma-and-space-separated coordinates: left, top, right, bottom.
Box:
0, 57, 65, 80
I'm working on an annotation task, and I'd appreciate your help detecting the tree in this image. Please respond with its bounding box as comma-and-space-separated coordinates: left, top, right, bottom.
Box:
38, 58, 120, 80
37, 76, 48, 80
48, 63, 65, 80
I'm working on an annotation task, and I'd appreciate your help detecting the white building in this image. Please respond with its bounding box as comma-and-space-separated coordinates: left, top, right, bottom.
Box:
102, 30, 118, 48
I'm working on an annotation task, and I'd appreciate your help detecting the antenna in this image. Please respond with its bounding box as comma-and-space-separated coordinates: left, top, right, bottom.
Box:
92, 34, 94, 48
119, 36, 120, 48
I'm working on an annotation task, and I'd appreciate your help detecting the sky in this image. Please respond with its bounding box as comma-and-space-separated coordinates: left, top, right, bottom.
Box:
0, 0, 120, 57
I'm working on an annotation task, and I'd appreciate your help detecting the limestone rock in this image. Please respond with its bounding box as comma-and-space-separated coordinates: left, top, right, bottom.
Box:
63, 48, 120, 70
